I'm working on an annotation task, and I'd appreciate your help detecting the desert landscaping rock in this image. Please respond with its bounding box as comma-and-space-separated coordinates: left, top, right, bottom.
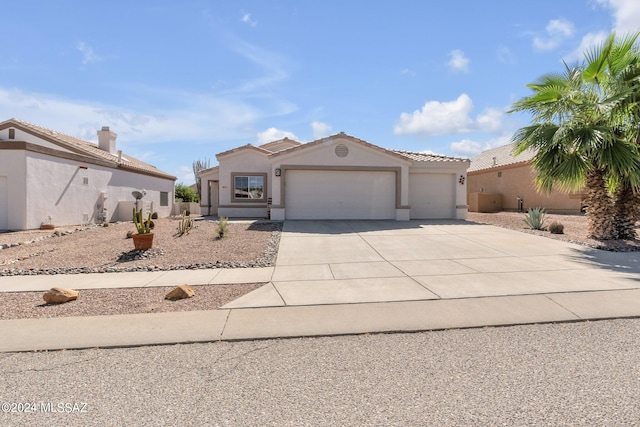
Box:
43, 287, 79, 304
0, 219, 282, 276
165, 284, 196, 301
1, 284, 262, 319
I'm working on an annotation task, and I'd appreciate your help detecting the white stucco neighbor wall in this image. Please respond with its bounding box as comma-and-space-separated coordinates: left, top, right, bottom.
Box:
22, 151, 174, 229
0, 150, 27, 230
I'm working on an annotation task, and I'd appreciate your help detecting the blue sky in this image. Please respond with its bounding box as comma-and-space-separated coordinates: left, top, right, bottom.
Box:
2, 0, 638, 184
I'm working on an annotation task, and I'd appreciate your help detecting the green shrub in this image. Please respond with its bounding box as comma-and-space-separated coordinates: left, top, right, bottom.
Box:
175, 182, 199, 203
216, 217, 229, 239
548, 221, 564, 234
524, 207, 546, 230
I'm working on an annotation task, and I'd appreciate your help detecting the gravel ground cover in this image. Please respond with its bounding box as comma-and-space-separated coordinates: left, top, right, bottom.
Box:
0, 284, 262, 320
0, 218, 278, 319
467, 211, 640, 252
1, 213, 637, 320
0, 218, 281, 275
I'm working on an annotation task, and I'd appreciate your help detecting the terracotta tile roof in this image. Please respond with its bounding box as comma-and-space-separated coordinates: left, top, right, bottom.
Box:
468, 142, 536, 172
258, 137, 302, 153
391, 149, 469, 163
0, 118, 176, 179
215, 143, 272, 159
268, 132, 412, 163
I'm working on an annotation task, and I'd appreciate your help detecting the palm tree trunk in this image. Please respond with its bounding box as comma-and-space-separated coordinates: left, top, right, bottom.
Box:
614, 179, 638, 239
585, 167, 617, 240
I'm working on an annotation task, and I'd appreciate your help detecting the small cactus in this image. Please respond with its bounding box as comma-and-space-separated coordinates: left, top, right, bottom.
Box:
177, 211, 194, 236
133, 208, 152, 234
126, 230, 134, 239
548, 221, 564, 234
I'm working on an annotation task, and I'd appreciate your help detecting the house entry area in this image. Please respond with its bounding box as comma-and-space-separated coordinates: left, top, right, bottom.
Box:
284, 170, 397, 220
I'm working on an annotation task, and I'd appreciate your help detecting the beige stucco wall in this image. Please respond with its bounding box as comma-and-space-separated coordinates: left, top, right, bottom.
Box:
217, 149, 271, 218
467, 163, 583, 213
269, 136, 412, 221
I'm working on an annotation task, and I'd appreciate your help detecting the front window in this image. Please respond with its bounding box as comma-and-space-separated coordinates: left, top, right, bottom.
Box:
234, 175, 264, 199
160, 192, 169, 206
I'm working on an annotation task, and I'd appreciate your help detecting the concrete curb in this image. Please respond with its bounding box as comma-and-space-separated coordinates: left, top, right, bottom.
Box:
3, 289, 640, 353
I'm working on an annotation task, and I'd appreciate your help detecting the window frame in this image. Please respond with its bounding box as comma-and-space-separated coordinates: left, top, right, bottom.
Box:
160, 191, 169, 207
231, 173, 267, 203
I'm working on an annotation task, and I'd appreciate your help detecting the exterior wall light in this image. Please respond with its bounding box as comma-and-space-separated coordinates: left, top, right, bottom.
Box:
275, 168, 281, 176
459, 175, 465, 185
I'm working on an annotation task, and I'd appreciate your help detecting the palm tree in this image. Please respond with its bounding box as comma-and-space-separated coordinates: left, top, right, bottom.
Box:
510, 33, 640, 240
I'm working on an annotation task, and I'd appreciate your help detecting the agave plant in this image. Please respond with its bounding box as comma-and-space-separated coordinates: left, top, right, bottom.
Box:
524, 207, 547, 230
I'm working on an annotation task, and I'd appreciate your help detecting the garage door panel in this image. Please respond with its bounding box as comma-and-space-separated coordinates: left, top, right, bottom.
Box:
409, 173, 455, 219
286, 170, 396, 220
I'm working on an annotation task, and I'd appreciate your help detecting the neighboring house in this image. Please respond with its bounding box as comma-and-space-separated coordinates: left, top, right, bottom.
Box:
0, 118, 176, 230
467, 142, 585, 213
199, 132, 470, 221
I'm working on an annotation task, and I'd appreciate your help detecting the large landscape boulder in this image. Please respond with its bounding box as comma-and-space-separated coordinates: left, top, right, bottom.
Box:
165, 284, 195, 301
43, 288, 79, 304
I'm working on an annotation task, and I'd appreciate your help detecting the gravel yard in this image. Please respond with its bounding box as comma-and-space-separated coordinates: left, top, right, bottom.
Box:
1, 213, 637, 320
0, 218, 279, 319
467, 211, 640, 252
0, 218, 281, 275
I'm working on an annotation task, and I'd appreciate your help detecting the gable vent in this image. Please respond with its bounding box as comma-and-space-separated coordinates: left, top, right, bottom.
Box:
335, 144, 349, 158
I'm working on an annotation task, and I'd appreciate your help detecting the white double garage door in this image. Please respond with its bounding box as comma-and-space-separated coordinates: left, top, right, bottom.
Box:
285, 170, 455, 220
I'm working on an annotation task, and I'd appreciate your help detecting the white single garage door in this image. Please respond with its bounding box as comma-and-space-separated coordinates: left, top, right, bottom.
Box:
286, 170, 396, 220
409, 173, 455, 219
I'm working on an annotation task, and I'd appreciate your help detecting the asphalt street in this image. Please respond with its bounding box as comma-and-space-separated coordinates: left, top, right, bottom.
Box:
1, 318, 639, 426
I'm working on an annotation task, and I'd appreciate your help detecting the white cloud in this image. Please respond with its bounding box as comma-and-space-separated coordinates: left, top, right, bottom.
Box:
257, 127, 298, 144
497, 45, 516, 64
76, 41, 102, 65
0, 87, 259, 146
547, 19, 575, 37
400, 68, 416, 77
565, 31, 609, 62
241, 13, 257, 27
476, 108, 504, 133
311, 121, 332, 139
174, 165, 196, 184
450, 133, 513, 156
225, 38, 292, 94
447, 50, 470, 73
595, 0, 640, 34
533, 18, 575, 52
394, 94, 504, 136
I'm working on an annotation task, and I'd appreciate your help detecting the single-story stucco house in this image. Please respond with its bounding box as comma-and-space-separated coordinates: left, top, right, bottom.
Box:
467, 142, 585, 213
198, 132, 470, 221
0, 118, 176, 230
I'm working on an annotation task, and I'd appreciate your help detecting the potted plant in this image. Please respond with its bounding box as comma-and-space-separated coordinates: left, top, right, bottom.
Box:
132, 208, 154, 250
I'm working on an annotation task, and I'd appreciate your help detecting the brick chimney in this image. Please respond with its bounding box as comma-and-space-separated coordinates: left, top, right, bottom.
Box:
97, 126, 117, 154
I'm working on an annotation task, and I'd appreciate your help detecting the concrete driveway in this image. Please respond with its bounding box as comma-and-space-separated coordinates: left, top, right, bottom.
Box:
224, 220, 640, 308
